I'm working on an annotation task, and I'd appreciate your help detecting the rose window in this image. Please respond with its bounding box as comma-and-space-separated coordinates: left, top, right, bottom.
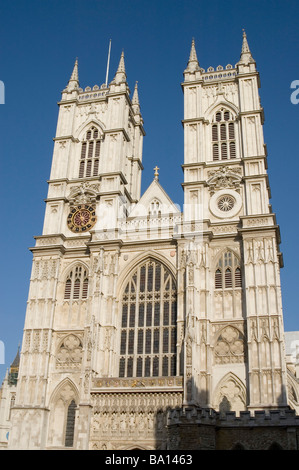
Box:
217, 195, 235, 212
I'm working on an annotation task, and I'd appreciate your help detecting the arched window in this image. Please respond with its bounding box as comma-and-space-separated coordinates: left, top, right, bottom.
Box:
212, 109, 237, 161
149, 199, 161, 216
119, 259, 177, 378
64, 400, 76, 447
78, 126, 102, 178
64, 266, 89, 300
214, 251, 242, 290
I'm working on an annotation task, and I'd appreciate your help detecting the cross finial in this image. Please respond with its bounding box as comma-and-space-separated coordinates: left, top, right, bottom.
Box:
154, 165, 159, 180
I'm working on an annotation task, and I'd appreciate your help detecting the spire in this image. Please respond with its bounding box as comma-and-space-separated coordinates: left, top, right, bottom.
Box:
185, 38, 200, 73
114, 50, 127, 84
66, 58, 79, 91
238, 29, 255, 65
70, 57, 79, 81
8, 345, 20, 386
10, 345, 20, 370
132, 81, 140, 114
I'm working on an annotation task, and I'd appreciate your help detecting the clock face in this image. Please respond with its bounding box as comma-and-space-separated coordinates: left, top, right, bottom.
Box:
67, 205, 97, 233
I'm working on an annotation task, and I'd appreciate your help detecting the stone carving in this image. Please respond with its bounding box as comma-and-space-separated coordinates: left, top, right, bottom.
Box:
245, 238, 276, 264
216, 375, 246, 414
214, 326, 245, 364
56, 334, 83, 369
90, 391, 183, 448
68, 182, 99, 206
93, 376, 183, 389
207, 166, 242, 194
32, 258, 59, 280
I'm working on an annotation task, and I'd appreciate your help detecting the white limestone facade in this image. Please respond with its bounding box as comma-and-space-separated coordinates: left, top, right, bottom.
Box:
7, 32, 299, 450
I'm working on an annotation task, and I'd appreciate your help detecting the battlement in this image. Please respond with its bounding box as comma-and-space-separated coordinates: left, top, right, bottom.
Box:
201, 64, 237, 82
167, 406, 299, 428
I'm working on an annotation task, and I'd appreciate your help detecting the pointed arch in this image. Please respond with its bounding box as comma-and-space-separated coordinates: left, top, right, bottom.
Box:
76, 121, 104, 178
287, 373, 299, 407
75, 118, 105, 140
206, 100, 239, 121
117, 250, 176, 297
213, 372, 247, 414
47, 378, 79, 448
61, 262, 89, 301
56, 334, 83, 369
207, 102, 239, 162
213, 249, 242, 290
118, 256, 177, 378
49, 377, 79, 407
212, 248, 240, 271
61, 260, 90, 281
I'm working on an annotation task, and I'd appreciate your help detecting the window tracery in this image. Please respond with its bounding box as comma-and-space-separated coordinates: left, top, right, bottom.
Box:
212, 109, 237, 161
56, 334, 83, 369
214, 251, 242, 290
64, 266, 89, 300
119, 259, 177, 378
214, 326, 245, 364
79, 126, 102, 178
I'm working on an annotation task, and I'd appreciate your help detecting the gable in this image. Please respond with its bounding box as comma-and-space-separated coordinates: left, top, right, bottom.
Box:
128, 179, 180, 218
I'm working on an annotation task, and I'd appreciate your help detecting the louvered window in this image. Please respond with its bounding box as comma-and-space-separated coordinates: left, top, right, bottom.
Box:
221, 143, 228, 160
215, 269, 222, 289
215, 251, 242, 290
119, 259, 177, 378
64, 266, 89, 300
212, 125, 218, 141
213, 144, 219, 161
78, 127, 102, 178
82, 278, 89, 298
235, 267, 242, 287
225, 268, 232, 288
73, 278, 80, 299
211, 109, 237, 160
230, 141, 236, 158
64, 278, 72, 299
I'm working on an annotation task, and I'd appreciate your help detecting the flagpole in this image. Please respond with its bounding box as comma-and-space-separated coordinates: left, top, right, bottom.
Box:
105, 39, 112, 87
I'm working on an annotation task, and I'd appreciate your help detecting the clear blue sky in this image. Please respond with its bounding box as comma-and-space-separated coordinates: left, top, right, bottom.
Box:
0, 0, 299, 383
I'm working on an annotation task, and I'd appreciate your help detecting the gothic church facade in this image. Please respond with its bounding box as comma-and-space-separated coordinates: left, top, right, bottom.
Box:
7, 33, 299, 450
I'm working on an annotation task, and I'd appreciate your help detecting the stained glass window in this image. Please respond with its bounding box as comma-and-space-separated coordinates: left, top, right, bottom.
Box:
119, 259, 177, 377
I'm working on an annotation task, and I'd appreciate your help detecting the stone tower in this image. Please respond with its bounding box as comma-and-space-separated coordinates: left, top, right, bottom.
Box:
7, 34, 299, 450
181, 31, 288, 413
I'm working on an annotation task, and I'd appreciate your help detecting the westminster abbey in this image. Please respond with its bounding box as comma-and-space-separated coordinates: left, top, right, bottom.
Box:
2, 32, 299, 450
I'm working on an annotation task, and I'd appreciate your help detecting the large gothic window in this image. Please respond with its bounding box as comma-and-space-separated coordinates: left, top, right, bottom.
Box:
78, 126, 102, 178
212, 109, 236, 161
119, 259, 177, 378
